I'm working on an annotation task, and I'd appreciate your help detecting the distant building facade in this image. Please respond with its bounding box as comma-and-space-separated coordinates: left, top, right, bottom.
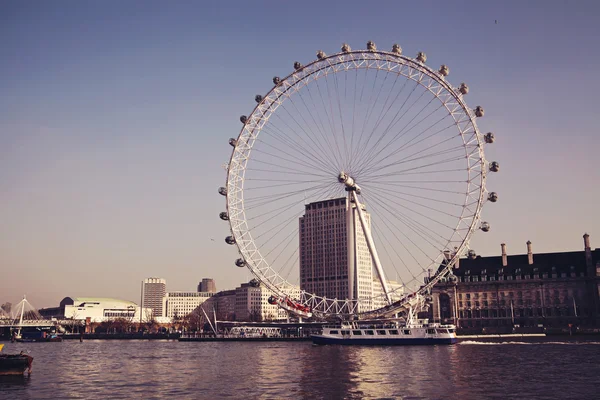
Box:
299, 197, 375, 311
198, 278, 216, 293
430, 234, 600, 329
62, 297, 151, 323
163, 292, 213, 319
235, 280, 287, 322
142, 278, 167, 318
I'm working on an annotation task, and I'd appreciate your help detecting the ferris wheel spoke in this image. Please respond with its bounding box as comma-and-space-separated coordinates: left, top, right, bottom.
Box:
251, 145, 332, 176
363, 189, 455, 244
244, 181, 334, 210
371, 221, 417, 285
357, 112, 454, 176
363, 154, 467, 179
356, 93, 438, 174
276, 91, 341, 169
365, 196, 431, 271
353, 79, 423, 167
363, 183, 464, 207
260, 124, 338, 173
322, 70, 347, 169
270, 105, 339, 172
363, 188, 459, 232
246, 158, 332, 178
364, 193, 449, 264
363, 145, 467, 177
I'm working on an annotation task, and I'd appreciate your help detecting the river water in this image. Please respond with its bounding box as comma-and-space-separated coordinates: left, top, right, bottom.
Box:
1, 339, 598, 399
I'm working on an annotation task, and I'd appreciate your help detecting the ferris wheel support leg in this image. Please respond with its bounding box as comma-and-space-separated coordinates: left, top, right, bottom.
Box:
351, 192, 392, 305
347, 191, 355, 301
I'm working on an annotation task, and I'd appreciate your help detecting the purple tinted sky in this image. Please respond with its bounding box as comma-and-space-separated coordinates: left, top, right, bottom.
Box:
1, 1, 599, 308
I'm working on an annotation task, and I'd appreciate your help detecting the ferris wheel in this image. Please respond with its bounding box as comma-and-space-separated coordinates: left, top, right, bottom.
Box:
219, 42, 499, 319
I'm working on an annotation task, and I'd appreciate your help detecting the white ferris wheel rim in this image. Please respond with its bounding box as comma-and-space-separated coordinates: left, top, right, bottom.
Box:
225, 47, 488, 318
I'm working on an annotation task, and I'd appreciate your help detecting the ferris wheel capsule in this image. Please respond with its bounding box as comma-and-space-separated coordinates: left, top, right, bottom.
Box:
225, 236, 236, 245
416, 52, 427, 63
488, 192, 498, 202
235, 258, 246, 267
474, 106, 485, 117
489, 161, 500, 172
273, 76, 281, 85
293, 61, 302, 70
392, 44, 402, 54
218, 187, 227, 196
439, 65, 450, 76
459, 83, 469, 95
316, 50, 326, 59
229, 138, 237, 147
367, 41, 377, 51
484, 132, 495, 143
255, 95, 263, 103
481, 222, 490, 232
240, 115, 247, 124
341, 43, 351, 53
219, 212, 229, 221
468, 250, 477, 259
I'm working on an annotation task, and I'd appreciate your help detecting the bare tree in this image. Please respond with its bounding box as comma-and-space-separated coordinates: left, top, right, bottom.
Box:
1, 302, 11, 315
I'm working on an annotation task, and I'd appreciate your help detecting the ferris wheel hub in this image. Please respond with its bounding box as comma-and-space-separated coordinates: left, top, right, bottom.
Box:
338, 171, 361, 193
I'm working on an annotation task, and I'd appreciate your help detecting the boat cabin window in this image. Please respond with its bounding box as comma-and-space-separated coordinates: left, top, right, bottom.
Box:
376, 330, 387, 335
436, 329, 449, 334
341, 330, 350, 336
426, 328, 436, 334
403, 330, 411, 335
365, 330, 374, 335
352, 330, 362, 336
330, 330, 339, 335
447, 329, 455, 334
389, 330, 399, 335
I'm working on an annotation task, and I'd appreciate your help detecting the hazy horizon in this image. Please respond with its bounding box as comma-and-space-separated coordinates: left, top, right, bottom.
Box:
1, 1, 599, 309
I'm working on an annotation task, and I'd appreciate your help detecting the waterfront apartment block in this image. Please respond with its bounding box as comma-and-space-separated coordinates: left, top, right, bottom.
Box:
299, 197, 375, 311
430, 234, 600, 330
142, 278, 166, 318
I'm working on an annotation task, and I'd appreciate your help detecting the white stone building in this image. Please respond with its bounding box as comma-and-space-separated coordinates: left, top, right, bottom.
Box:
234, 280, 288, 322
162, 291, 213, 319
63, 297, 152, 323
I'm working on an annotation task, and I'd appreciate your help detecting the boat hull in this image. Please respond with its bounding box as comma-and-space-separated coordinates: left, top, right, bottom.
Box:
0, 355, 33, 375
311, 335, 457, 346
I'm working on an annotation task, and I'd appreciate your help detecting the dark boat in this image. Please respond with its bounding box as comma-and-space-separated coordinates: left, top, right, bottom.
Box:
15, 330, 63, 343
0, 352, 33, 375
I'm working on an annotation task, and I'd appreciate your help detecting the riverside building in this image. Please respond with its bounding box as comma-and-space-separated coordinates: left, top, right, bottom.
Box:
162, 291, 213, 320
235, 280, 288, 321
430, 234, 600, 330
299, 197, 375, 312
142, 278, 166, 319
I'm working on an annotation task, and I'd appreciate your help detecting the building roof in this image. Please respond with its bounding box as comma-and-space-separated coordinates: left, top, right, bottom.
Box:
68, 297, 137, 307
451, 249, 599, 277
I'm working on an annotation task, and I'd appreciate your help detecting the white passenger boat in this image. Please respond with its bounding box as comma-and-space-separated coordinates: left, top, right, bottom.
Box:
312, 319, 457, 345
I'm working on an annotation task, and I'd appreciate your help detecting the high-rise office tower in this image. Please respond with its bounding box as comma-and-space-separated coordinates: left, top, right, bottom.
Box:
142, 277, 166, 318
198, 278, 216, 293
299, 197, 374, 311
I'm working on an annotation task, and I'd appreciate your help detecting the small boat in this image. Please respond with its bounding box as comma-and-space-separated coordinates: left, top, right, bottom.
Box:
311, 319, 457, 345
0, 347, 33, 375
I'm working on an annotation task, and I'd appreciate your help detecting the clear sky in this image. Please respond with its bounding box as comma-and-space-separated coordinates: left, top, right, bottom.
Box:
1, 1, 599, 308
